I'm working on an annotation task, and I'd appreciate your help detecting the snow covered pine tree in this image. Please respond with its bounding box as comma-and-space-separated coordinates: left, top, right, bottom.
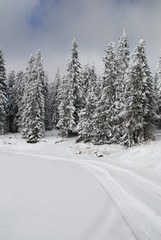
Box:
113, 29, 130, 142
0, 49, 7, 135
58, 38, 83, 136
78, 65, 97, 142
15, 71, 25, 131
48, 68, 61, 130
154, 57, 161, 128
21, 51, 46, 143
92, 42, 117, 144
123, 40, 155, 147
7, 71, 19, 133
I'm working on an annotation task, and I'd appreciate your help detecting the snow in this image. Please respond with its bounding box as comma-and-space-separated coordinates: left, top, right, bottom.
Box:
0, 130, 161, 239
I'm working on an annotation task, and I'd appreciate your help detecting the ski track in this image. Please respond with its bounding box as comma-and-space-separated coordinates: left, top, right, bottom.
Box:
81, 160, 161, 200
2, 148, 160, 197
81, 162, 161, 240
1, 149, 161, 239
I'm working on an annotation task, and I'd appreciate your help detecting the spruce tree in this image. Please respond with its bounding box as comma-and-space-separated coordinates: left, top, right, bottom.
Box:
117, 29, 130, 74
34, 50, 49, 131
95, 74, 103, 99
66, 38, 82, 125
21, 55, 35, 138
49, 68, 61, 129
57, 76, 76, 136
153, 73, 161, 128
81, 64, 97, 102
155, 57, 161, 128
123, 40, 155, 147
154, 72, 160, 114
0, 49, 7, 134
77, 89, 96, 142
58, 38, 82, 136
92, 43, 117, 144
113, 29, 130, 142
15, 71, 25, 131
21, 53, 45, 143
7, 71, 19, 132
47, 81, 54, 131
77, 65, 97, 142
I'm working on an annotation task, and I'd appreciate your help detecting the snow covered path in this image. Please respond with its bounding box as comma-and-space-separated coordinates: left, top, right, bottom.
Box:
80, 160, 161, 240
0, 147, 161, 240
0, 150, 138, 240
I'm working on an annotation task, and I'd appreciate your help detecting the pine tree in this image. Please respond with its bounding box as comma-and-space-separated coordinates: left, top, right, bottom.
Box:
117, 29, 130, 74
92, 43, 117, 144
21, 53, 45, 143
47, 82, 54, 131
156, 56, 161, 85
26, 83, 45, 143
66, 38, 82, 125
81, 64, 97, 104
7, 71, 19, 132
113, 29, 130, 142
77, 89, 96, 142
155, 57, 161, 128
57, 76, 76, 136
96, 74, 103, 99
43, 75, 51, 130
154, 72, 159, 114
58, 38, 82, 136
123, 40, 155, 147
49, 68, 61, 129
0, 49, 7, 135
77, 65, 97, 142
34, 50, 49, 131
21, 55, 35, 138
15, 71, 25, 131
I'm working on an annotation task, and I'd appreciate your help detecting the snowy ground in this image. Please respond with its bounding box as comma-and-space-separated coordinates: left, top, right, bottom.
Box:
0, 130, 161, 240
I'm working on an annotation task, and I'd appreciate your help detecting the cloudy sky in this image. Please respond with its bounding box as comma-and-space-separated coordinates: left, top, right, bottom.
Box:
0, 0, 161, 81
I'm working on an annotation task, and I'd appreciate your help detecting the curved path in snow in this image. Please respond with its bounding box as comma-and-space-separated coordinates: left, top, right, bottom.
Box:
0, 149, 161, 240
80, 160, 161, 240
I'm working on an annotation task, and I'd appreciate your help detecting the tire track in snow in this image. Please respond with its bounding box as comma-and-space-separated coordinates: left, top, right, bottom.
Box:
80, 160, 161, 200
1, 149, 161, 197
81, 162, 161, 240
1, 149, 160, 199
1, 149, 161, 239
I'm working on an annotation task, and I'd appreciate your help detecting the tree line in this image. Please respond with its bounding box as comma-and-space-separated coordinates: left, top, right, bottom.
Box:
0, 30, 161, 146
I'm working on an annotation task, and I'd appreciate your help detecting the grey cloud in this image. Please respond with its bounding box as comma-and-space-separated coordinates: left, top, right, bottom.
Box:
0, 0, 161, 80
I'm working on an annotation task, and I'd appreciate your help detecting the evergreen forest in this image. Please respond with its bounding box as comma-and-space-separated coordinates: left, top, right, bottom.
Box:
0, 31, 161, 147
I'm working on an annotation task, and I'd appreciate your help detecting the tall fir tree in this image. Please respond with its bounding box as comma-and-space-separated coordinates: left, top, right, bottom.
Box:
67, 38, 83, 123
58, 38, 82, 136
57, 76, 76, 136
77, 91, 96, 142
34, 50, 49, 130
15, 71, 25, 131
0, 49, 7, 134
20, 55, 34, 138
7, 71, 19, 132
81, 64, 97, 107
123, 40, 155, 147
153, 72, 160, 114
95, 74, 103, 99
92, 43, 117, 144
77, 64, 97, 142
113, 29, 130, 142
49, 68, 61, 129
155, 57, 161, 128
21, 52, 45, 143
117, 29, 130, 74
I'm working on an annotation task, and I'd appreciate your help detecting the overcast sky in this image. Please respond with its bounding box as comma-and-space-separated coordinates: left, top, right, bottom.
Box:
0, 0, 161, 81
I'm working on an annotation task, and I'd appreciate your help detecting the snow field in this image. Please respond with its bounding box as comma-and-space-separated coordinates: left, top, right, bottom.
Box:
0, 131, 161, 239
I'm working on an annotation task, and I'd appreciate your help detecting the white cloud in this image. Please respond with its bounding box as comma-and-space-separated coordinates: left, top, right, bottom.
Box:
0, 0, 161, 80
